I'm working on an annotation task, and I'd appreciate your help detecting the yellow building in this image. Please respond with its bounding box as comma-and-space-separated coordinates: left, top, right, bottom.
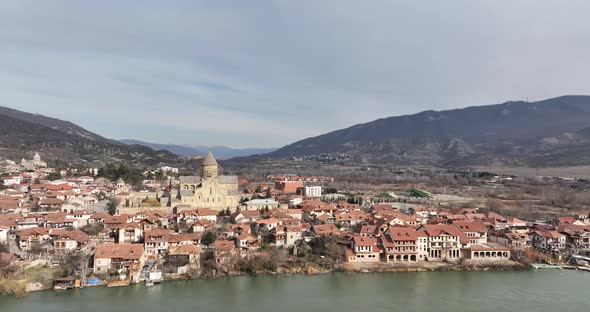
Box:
177, 152, 240, 211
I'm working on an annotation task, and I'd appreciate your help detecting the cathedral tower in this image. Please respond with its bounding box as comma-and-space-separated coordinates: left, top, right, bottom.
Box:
201, 152, 219, 179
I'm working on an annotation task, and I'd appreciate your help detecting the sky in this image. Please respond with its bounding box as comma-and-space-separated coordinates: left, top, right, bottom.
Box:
1, 1, 590, 148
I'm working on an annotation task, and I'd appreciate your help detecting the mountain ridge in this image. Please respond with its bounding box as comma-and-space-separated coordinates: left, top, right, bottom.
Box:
232, 95, 590, 167
119, 139, 277, 159
0, 106, 186, 167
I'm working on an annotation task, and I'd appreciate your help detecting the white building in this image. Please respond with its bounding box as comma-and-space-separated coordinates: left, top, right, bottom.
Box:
0, 225, 8, 243
243, 199, 279, 210
1, 176, 22, 186
304, 186, 322, 197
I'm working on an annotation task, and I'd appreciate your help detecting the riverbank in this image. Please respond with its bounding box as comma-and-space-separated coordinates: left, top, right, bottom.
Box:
336, 260, 528, 273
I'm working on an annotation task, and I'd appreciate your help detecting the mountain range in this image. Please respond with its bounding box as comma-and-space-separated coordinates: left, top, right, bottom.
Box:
239, 95, 590, 167
119, 139, 276, 160
3, 95, 590, 169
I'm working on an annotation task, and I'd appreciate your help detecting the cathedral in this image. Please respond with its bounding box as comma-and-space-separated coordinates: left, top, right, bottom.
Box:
177, 152, 240, 211
21, 152, 47, 170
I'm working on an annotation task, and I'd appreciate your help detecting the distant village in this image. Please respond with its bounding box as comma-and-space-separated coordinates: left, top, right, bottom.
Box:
1, 152, 590, 294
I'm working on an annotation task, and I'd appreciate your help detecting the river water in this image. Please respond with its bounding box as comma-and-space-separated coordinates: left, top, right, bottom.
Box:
1, 270, 588, 312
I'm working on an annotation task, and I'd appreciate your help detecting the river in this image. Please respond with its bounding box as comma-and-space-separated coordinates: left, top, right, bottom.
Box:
1, 270, 588, 312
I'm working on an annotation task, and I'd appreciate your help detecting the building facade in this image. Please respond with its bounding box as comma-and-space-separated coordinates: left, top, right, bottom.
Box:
178, 153, 240, 211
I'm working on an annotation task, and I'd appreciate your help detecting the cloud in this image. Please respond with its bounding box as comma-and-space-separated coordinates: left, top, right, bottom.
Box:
1, 0, 590, 148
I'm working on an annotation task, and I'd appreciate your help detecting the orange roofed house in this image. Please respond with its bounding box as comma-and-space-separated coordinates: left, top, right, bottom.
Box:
418, 224, 468, 261
381, 226, 426, 263
348, 235, 380, 263
94, 243, 145, 276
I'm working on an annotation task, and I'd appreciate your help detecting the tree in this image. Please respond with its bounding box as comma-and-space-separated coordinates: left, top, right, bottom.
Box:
61, 252, 82, 276
325, 188, 338, 194
81, 224, 104, 236
29, 242, 44, 255
45, 172, 62, 181
0, 243, 9, 253
97, 163, 144, 186
106, 197, 121, 215
202, 231, 216, 246
265, 188, 272, 199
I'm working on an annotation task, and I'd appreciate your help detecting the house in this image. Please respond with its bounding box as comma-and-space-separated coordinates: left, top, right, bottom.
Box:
418, 224, 467, 261
311, 224, 340, 237
0, 224, 8, 243
103, 215, 131, 230
285, 209, 302, 220
288, 196, 304, 207
137, 218, 158, 232
381, 226, 424, 262
213, 240, 235, 267
242, 199, 280, 210
231, 210, 261, 224
17, 213, 45, 229
45, 214, 76, 229
0, 252, 20, 266
256, 218, 281, 231
530, 230, 566, 251
17, 227, 51, 250
317, 213, 336, 224
485, 212, 510, 230
551, 217, 584, 226
38, 198, 64, 210
301, 201, 338, 221
93, 243, 145, 276
89, 212, 110, 225
358, 224, 379, 237
221, 224, 250, 239
409, 206, 438, 218
0, 198, 20, 212
452, 221, 488, 245
1, 176, 22, 186
144, 229, 173, 258
118, 223, 144, 243
349, 235, 380, 263
168, 244, 201, 274
556, 225, 590, 249
235, 233, 259, 251
271, 225, 302, 247
178, 208, 218, 223
190, 219, 215, 233
489, 232, 532, 251
49, 228, 89, 253
65, 209, 93, 227
168, 233, 202, 249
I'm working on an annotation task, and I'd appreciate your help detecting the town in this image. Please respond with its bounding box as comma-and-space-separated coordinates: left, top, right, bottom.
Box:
1, 152, 589, 296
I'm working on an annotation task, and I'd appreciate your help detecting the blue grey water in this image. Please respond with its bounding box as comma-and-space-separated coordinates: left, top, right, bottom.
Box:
1, 270, 588, 312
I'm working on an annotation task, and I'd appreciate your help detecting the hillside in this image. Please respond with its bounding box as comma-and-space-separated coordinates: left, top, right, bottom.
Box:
120, 139, 277, 159
0, 106, 113, 143
241, 95, 590, 167
0, 107, 186, 167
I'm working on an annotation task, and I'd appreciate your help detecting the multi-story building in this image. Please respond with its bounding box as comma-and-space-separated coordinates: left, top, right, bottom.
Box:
303, 186, 322, 197
530, 230, 566, 251
418, 224, 467, 261
452, 221, 488, 245
382, 226, 424, 262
